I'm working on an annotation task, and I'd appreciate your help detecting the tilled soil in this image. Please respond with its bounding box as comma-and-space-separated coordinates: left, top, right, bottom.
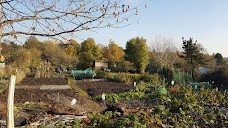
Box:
17, 77, 68, 85
0, 78, 134, 119
1, 78, 133, 104
0, 88, 102, 120
75, 80, 134, 97
0, 89, 78, 104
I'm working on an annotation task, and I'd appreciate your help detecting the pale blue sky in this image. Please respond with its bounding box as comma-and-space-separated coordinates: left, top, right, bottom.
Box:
76, 0, 228, 57
4, 0, 228, 57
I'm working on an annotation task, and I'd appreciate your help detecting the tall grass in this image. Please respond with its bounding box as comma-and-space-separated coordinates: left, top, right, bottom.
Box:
15, 70, 26, 83
0, 66, 26, 84
173, 71, 192, 86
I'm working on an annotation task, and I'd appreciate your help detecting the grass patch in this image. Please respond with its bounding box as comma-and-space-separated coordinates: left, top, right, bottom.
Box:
68, 79, 90, 98
0, 80, 8, 93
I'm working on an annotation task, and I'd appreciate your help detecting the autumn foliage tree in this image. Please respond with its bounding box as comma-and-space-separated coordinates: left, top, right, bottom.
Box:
102, 40, 124, 62
101, 40, 126, 71
24, 36, 42, 50
42, 41, 77, 67
68, 39, 80, 55
0, 0, 147, 71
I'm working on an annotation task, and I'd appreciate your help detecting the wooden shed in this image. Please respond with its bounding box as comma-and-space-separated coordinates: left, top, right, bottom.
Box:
94, 61, 108, 70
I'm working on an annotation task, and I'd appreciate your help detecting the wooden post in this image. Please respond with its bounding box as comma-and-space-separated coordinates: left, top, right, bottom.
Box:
57, 92, 60, 103
102, 93, 106, 107
6, 75, 16, 128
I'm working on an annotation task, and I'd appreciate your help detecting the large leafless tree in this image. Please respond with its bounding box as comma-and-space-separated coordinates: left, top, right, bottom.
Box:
150, 35, 179, 68
0, 0, 146, 38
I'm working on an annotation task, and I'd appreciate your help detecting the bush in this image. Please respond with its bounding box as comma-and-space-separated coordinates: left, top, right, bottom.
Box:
135, 82, 150, 92
139, 73, 164, 85
101, 72, 166, 86
173, 71, 192, 86
101, 72, 140, 84
15, 70, 26, 83
95, 70, 109, 79
0, 65, 14, 78
0, 68, 5, 78
200, 67, 228, 90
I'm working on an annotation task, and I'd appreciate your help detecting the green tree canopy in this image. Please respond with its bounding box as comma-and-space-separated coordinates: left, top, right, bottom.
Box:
65, 45, 76, 56
180, 37, 206, 81
1, 41, 21, 64
125, 37, 149, 74
68, 39, 80, 55
78, 38, 102, 69
11, 48, 32, 72
80, 38, 102, 60
24, 36, 42, 50
77, 52, 94, 69
42, 41, 77, 66
27, 48, 42, 70
214, 53, 223, 65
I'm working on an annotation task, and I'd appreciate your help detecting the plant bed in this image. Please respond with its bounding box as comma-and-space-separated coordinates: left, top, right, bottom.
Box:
75, 81, 134, 97
17, 77, 68, 86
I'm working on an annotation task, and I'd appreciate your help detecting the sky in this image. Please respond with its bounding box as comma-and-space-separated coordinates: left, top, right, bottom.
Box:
75, 0, 228, 57
3, 0, 228, 57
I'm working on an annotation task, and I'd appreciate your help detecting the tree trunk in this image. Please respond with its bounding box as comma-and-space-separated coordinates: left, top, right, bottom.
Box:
0, 0, 3, 54
191, 66, 195, 81
190, 56, 195, 81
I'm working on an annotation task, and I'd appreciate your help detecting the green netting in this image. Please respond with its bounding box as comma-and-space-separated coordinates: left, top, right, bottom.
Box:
71, 69, 96, 79
192, 82, 211, 90
226, 89, 228, 94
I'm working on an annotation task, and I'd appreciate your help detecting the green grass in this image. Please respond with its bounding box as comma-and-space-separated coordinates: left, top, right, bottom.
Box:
0, 80, 8, 93
68, 79, 90, 98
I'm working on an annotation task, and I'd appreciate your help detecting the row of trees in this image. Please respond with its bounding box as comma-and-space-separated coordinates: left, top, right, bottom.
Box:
0, 0, 224, 86
1, 36, 149, 73
0, 0, 148, 75
2, 35, 228, 85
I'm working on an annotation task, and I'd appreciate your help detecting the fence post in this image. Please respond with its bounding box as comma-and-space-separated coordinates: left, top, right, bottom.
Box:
6, 75, 16, 128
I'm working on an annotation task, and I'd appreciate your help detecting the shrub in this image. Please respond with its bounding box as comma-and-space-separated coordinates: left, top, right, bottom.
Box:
101, 72, 166, 86
173, 71, 192, 86
139, 73, 163, 85
200, 67, 228, 90
135, 82, 150, 92
101, 72, 140, 84
0, 68, 5, 78
95, 70, 109, 79
15, 70, 26, 83
0, 65, 14, 78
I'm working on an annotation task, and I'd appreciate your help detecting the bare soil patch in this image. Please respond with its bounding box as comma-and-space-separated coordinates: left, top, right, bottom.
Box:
17, 77, 68, 85
0, 77, 134, 126
75, 80, 134, 97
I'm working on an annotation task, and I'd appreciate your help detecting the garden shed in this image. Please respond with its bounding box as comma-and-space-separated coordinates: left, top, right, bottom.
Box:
94, 61, 108, 70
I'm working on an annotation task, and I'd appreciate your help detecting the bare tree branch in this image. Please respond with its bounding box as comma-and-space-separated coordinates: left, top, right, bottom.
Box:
0, 0, 148, 38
